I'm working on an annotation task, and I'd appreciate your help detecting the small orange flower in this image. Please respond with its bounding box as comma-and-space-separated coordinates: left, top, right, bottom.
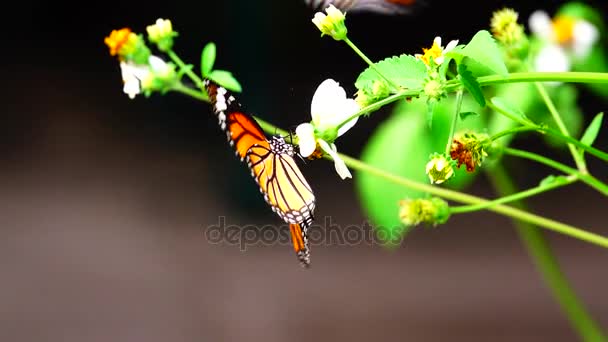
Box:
104, 28, 132, 57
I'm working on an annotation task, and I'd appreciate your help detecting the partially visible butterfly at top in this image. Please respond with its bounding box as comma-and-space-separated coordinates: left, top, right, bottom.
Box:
305, 0, 424, 15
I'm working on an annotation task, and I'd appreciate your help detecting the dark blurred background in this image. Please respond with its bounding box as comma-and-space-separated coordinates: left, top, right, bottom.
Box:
2, 0, 608, 341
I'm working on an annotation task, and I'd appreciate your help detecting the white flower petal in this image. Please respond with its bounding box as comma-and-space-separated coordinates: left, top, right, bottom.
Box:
433, 36, 442, 47
336, 99, 360, 137
148, 55, 168, 72
572, 20, 599, 58
120, 62, 149, 99
310, 78, 345, 123
535, 44, 570, 73
295, 123, 317, 157
529, 10, 554, 41
318, 139, 352, 179
444, 39, 459, 53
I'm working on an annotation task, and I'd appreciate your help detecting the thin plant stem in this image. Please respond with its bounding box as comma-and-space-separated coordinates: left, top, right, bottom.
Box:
534, 82, 587, 172
489, 126, 541, 142
167, 50, 209, 100
487, 166, 606, 342
445, 90, 463, 155
444, 72, 608, 92
343, 37, 400, 91
503, 147, 608, 196
173, 82, 209, 102
486, 100, 535, 127
450, 175, 576, 214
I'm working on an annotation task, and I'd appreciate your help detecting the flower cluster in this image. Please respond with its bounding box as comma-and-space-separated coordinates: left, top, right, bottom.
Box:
399, 197, 450, 227
104, 19, 179, 99
449, 132, 489, 172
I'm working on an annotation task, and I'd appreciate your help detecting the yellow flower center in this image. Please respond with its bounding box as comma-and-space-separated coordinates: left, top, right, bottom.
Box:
552, 16, 575, 44
104, 28, 132, 56
418, 40, 443, 66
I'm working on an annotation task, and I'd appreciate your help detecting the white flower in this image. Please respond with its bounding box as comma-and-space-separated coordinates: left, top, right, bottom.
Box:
118, 56, 175, 99
296, 79, 360, 179
415, 36, 459, 67
529, 10, 599, 73
119, 61, 150, 99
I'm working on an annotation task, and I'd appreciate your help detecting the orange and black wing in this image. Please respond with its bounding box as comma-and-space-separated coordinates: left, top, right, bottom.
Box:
248, 141, 315, 267
204, 79, 268, 159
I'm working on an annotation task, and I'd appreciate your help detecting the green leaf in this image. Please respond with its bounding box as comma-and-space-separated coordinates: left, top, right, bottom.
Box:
448, 30, 507, 77
355, 54, 427, 98
459, 111, 479, 120
458, 63, 486, 107
201, 42, 216, 77
579, 112, 604, 159
208, 70, 242, 93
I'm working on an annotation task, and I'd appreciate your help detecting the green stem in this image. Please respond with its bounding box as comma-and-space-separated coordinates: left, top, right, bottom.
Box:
487, 99, 608, 163
343, 37, 400, 91
534, 82, 587, 172
450, 175, 576, 214
445, 72, 608, 92
503, 147, 608, 196
543, 128, 608, 164
172, 82, 209, 102
167, 50, 209, 100
489, 126, 540, 142
336, 89, 418, 131
486, 100, 536, 127
445, 90, 463, 155
487, 166, 606, 342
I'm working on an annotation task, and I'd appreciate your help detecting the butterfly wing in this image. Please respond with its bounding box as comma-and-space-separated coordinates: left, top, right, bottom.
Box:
205, 80, 315, 267
305, 0, 421, 15
204, 79, 269, 160
248, 141, 315, 267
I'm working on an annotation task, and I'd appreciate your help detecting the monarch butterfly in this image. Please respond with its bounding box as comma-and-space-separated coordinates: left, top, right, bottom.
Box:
305, 0, 421, 15
204, 79, 316, 267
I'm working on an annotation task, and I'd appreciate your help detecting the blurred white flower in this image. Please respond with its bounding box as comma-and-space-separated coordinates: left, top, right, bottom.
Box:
529, 10, 599, 73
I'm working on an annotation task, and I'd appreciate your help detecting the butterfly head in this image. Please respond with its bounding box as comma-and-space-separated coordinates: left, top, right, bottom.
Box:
270, 135, 296, 156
